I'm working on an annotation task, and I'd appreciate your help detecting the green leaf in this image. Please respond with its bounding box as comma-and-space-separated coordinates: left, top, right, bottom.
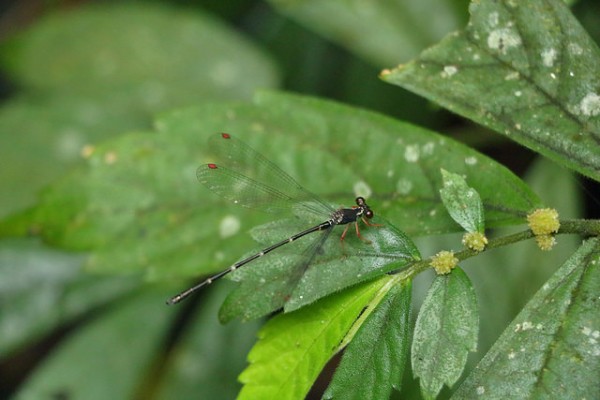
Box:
324, 279, 412, 400
13, 287, 176, 400
465, 157, 583, 371
219, 217, 419, 322
155, 284, 261, 400
412, 267, 479, 399
3, 3, 278, 100
0, 3, 278, 218
267, 0, 467, 66
0, 91, 539, 283
453, 238, 600, 399
0, 238, 139, 356
237, 277, 388, 400
382, 0, 600, 181
253, 91, 540, 234
440, 169, 485, 233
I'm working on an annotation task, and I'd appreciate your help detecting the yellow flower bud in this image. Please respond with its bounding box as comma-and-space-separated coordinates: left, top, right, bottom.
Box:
462, 231, 488, 252
527, 208, 560, 235
535, 234, 557, 251
430, 250, 458, 275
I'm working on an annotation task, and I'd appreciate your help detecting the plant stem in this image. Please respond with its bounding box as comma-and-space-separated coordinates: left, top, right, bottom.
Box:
391, 218, 600, 282
557, 218, 600, 237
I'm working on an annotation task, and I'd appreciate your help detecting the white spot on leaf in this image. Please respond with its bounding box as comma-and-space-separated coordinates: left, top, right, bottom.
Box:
521, 321, 534, 331
219, 215, 240, 238
465, 156, 478, 165
580, 93, 600, 116
422, 141, 435, 156
442, 65, 458, 78
404, 145, 420, 163
396, 179, 413, 195
488, 28, 522, 52
541, 48, 557, 67
568, 42, 583, 56
488, 12, 499, 27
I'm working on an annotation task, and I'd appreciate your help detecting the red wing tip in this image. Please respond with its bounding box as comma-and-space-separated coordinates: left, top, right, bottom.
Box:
221, 133, 231, 139
207, 163, 218, 169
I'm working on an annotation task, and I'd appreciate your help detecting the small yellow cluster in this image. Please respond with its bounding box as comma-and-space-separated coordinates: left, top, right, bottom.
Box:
462, 231, 488, 252
527, 208, 560, 251
535, 234, 557, 251
430, 250, 458, 275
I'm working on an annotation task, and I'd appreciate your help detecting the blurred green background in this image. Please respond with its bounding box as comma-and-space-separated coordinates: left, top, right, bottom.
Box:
1, 0, 598, 399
